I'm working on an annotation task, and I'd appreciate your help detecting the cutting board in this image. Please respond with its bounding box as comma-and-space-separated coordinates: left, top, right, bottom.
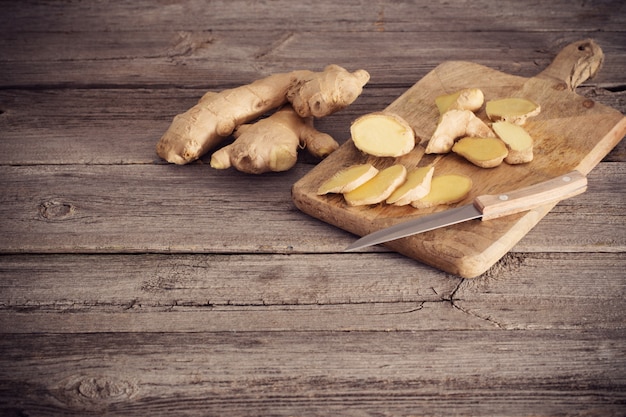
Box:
292, 39, 626, 278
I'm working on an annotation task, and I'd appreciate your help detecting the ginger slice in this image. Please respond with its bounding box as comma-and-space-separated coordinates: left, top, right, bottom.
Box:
435, 88, 485, 114
492, 121, 534, 164
344, 164, 407, 206
317, 163, 379, 195
350, 112, 415, 157
485, 98, 541, 125
411, 174, 473, 209
426, 109, 495, 154
451, 137, 509, 168
386, 166, 435, 206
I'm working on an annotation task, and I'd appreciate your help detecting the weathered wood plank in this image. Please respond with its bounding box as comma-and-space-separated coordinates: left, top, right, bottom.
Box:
0, 252, 623, 332
1, 31, 624, 88
0, 253, 462, 309
1, 331, 624, 416
2, 0, 624, 33
0, 163, 623, 254
0, 87, 623, 166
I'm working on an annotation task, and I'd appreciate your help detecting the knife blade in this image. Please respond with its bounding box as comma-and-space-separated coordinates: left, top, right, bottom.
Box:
344, 170, 587, 252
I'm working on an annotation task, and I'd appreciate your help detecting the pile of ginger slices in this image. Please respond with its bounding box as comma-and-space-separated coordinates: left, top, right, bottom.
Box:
318, 88, 540, 207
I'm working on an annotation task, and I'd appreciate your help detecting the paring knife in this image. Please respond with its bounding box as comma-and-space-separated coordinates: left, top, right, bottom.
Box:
344, 170, 587, 252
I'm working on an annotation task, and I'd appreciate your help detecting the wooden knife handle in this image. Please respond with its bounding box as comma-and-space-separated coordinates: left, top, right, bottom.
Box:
474, 171, 588, 221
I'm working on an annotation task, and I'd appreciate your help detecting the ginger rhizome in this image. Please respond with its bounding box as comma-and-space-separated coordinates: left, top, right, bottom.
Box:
210, 105, 339, 174
435, 88, 485, 114
156, 65, 370, 165
426, 109, 495, 154
350, 112, 416, 157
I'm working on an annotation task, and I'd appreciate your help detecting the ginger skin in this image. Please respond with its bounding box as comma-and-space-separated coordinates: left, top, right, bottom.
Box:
156, 65, 370, 165
210, 106, 339, 174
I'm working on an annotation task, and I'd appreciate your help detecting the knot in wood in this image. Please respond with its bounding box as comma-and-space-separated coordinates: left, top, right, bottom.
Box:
582, 99, 595, 109
78, 376, 134, 400
56, 374, 138, 410
38, 200, 76, 220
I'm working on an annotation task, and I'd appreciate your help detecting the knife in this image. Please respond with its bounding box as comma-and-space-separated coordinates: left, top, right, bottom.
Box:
344, 170, 587, 252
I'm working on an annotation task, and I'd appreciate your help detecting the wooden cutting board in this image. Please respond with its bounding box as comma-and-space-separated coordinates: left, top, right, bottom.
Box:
292, 39, 626, 278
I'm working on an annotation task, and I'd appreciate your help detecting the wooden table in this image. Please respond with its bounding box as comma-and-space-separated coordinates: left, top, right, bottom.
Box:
1, 1, 624, 415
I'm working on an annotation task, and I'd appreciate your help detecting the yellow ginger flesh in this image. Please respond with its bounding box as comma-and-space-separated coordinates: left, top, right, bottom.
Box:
317, 163, 379, 195
492, 121, 534, 164
411, 174, 473, 209
344, 164, 407, 206
451, 137, 509, 168
350, 112, 415, 157
386, 166, 435, 206
485, 98, 541, 125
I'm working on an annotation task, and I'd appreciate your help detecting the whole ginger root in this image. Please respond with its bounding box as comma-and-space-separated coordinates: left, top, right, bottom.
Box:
156, 65, 370, 165
210, 105, 339, 174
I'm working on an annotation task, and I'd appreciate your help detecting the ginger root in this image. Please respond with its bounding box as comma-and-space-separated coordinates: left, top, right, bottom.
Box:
485, 97, 541, 125
451, 137, 509, 168
492, 121, 534, 164
386, 166, 434, 206
435, 88, 485, 114
210, 105, 338, 174
156, 65, 370, 165
425, 109, 495, 154
411, 174, 473, 209
344, 164, 407, 206
350, 112, 416, 157
317, 163, 379, 195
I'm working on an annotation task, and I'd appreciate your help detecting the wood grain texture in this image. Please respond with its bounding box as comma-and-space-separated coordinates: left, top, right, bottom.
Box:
1, 331, 624, 416
0, 163, 623, 254
0, 1, 624, 415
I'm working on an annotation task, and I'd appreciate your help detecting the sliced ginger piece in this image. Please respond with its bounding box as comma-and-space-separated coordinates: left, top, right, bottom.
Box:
485, 97, 541, 125
451, 137, 509, 168
386, 166, 435, 206
344, 164, 407, 206
411, 174, 473, 209
317, 163, 379, 195
426, 109, 495, 154
435, 88, 485, 114
350, 112, 415, 157
492, 121, 534, 164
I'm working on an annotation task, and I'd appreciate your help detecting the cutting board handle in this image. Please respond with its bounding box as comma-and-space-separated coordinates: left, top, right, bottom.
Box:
537, 39, 604, 91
